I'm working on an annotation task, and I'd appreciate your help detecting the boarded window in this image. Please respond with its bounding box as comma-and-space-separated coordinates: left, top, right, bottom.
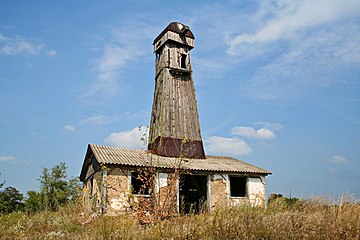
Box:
180, 53, 187, 68
130, 171, 153, 195
230, 176, 247, 197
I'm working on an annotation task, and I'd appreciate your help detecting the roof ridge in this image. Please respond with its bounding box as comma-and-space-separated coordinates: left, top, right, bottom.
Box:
86, 144, 271, 175
89, 143, 146, 152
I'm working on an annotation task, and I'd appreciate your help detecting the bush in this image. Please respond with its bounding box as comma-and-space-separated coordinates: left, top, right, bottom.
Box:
0, 186, 24, 214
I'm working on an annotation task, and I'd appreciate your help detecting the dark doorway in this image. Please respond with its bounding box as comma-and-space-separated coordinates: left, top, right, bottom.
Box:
179, 174, 207, 214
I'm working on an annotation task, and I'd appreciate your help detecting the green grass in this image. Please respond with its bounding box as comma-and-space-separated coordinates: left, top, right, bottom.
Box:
0, 197, 359, 239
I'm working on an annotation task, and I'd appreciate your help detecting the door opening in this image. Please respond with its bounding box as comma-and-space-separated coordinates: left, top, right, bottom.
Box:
179, 174, 207, 214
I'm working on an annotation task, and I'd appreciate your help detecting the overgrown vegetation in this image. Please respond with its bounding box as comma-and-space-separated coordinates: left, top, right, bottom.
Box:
0, 186, 24, 214
1, 165, 359, 239
0, 196, 359, 239
0, 163, 81, 214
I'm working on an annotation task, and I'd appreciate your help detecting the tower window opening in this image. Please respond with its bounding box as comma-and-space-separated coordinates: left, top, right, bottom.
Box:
156, 51, 161, 62
180, 53, 187, 68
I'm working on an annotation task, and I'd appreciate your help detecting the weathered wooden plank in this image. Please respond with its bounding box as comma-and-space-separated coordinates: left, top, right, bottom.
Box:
149, 24, 205, 158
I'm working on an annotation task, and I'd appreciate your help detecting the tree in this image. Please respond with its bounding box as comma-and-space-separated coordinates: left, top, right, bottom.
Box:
67, 176, 82, 202
37, 162, 82, 211
23, 163, 82, 212
24, 190, 43, 212
39, 162, 69, 210
0, 186, 24, 214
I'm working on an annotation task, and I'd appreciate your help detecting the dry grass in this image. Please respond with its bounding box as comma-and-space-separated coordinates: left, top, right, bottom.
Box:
0, 197, 359, 239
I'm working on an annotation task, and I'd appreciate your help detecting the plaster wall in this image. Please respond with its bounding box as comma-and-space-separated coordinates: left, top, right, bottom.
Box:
83, 166, 267, 215
154, 172, 178, 216
228, 175, 266, 207
247, 176, 266, 207
82, 171, 104, 212
209, 174, 228, 210
105, 168, 130, 215
104, 168, 178, 215
209, 174, 266, 208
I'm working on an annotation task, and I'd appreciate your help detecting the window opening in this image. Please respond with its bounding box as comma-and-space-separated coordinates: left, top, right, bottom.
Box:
230, 176, 247, 197
180, 53, 187, 68
156, 51, 161, 62
131, 171, 153, 195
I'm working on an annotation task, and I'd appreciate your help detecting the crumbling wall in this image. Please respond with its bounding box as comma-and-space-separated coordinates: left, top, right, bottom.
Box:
209, 174, 228, 210
105, 168, 130, 215
229, 195, 250, 206
154, 172, 178, 217
104, 168, 179, 216
82, 179, 92, 211
85, 166, 267, 215
87, 171, 103, 212
228, 175, 266, 207
247, 176, 266, 207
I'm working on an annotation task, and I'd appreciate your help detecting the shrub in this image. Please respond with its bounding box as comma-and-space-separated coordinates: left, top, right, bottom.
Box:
0, 186, 24, 214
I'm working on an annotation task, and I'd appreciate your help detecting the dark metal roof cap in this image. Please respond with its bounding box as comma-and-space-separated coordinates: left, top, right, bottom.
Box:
153, 22, 195, 45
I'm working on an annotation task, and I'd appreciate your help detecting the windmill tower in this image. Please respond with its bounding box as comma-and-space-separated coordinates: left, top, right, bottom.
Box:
148, 22, 205, 159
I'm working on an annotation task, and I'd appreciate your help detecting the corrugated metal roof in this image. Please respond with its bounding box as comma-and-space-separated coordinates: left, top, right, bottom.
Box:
88, 144, 271, 175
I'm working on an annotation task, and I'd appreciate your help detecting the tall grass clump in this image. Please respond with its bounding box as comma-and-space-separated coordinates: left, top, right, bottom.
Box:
0, 196, 359, 239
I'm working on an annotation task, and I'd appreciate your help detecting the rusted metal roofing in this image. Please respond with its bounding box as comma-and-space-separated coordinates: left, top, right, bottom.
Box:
82, 144, 271, 177
153, 22, 195, 45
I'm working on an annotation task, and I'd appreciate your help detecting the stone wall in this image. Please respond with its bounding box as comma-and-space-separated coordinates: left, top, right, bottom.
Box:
104, 167, 179, 216
247, 176, 266, 207
154, 172, 178, 217
105, 168, 130, 215
83, 166, 267, 215
82, 170, 104, 213
228, 175, 266, 207
210, 174, 266, 208
209, 174, 228, 209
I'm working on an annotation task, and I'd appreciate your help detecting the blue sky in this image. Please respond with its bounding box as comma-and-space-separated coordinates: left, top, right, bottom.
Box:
1, 0, 360, 199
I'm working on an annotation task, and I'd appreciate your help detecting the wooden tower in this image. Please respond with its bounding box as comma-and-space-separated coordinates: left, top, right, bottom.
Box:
148, 22, 205, 159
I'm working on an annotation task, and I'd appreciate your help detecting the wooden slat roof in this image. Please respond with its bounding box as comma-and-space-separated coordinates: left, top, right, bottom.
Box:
81, 144, 271, 179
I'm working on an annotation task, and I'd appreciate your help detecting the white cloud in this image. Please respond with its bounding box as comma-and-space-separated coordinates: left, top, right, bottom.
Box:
255, 122, 284, 131
205, 122, 281, 156
330, 155, 348, 164
80, 115, 118, 126
0, 34, 6, 41
174, 2, 359, 100
0, 33, 56, 58
205, 136, 252, 156
227, 0, 360, 56
104, 126, 149, 149
0, 34, 43, 56
46, 49, 56, 56
63, 124, 76, 132
208, 0, 360, 100
84, 21, 157, 100
231, 126, 276, 139
0, 155, 16, 162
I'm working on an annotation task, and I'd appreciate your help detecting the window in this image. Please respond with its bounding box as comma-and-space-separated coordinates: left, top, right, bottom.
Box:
156, 51, 161, 62
230, 176, 247, 197
180, 53, 187, 68
130, 171, 153, 195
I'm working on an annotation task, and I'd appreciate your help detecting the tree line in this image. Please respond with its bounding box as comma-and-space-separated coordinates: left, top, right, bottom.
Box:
0, 163, 81, 214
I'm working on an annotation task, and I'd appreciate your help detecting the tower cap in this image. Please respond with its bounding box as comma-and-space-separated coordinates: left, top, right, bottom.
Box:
153, 22, 195, 45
